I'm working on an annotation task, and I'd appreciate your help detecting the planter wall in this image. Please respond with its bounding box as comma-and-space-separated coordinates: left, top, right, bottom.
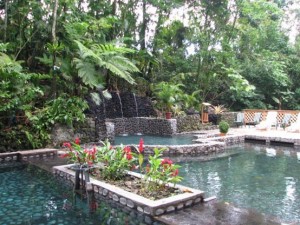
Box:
53, 165, 205, 217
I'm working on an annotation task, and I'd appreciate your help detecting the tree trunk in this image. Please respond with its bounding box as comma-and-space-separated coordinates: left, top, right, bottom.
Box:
140, 0, 147, 50
4, 0, 8, 42
51, 0, 59, 99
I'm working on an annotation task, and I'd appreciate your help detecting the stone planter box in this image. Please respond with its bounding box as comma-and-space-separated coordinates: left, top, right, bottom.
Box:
53, 164, 205, 216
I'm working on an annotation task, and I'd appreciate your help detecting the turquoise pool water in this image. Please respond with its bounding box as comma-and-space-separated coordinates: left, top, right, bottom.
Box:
178, 145, 300, 223
114, 134, 196, 145
0, 163, 162, 225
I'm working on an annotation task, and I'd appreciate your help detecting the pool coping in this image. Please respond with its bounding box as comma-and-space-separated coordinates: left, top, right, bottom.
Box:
53, 164, 205, 216
0, 148, 57, 163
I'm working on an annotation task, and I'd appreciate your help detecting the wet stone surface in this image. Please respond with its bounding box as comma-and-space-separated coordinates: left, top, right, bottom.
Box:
157, 200, 283, 225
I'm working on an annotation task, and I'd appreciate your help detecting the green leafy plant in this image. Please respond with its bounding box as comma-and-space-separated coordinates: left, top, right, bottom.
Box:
144, 147, 182, 191
60, 138, 98, 166
219, 120, 230, 134
153, 82, 184, 113
96, 140, 136, 180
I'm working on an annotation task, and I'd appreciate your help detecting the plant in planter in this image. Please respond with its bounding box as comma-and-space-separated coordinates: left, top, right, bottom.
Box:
56, 138, 204, 216
210, 104, 227, 125
96, 139, 137, 180
152, 82, 184, 119
61, 137, 98, 167
219, 120, 230, 135
144, 147, 182, 194
95, 139, 182, 198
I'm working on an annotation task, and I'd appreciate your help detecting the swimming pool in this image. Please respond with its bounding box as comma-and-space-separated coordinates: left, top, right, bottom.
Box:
0, 163, 164, 225
114, 134, 196, 145
178, 144, 300, 223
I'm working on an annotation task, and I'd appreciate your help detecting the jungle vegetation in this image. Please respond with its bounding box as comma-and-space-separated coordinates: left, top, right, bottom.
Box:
0, 0, 299, 149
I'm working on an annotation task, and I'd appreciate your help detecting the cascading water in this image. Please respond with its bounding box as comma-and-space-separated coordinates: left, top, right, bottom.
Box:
133, 93, 142, 135
116, 92, 128, 136
102, 95, 107, 119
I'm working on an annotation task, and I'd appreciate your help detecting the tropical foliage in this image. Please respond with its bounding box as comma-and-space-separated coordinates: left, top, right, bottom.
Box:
0, 0, 300, 149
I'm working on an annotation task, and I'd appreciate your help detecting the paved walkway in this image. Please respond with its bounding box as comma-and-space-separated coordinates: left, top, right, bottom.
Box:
157, 199, 286, 225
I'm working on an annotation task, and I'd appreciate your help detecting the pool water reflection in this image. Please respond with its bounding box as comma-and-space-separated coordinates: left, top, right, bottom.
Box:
0, 164, 163, 225
178, 145, 300, 223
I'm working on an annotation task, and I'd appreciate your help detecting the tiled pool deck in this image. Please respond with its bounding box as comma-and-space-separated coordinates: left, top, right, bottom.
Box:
1, 127, 299, 225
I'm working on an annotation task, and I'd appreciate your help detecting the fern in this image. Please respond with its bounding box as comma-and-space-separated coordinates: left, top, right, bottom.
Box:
74, 40, 139, 86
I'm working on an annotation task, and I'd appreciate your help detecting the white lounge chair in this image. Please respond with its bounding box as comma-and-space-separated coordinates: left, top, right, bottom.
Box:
256, 111, 278, 130
286, 113, 300, 133
234, 112, 244, 127
276, 113, 291, 130
247, 112, 261, 127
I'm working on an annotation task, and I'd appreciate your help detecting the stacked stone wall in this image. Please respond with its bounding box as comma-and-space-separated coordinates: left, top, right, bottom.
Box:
220, 112, 237, 127
176, 114, 218, 133
110, 117, 177, 136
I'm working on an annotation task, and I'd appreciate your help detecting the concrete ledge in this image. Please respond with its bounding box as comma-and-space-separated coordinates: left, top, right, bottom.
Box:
0, 149, 57, 163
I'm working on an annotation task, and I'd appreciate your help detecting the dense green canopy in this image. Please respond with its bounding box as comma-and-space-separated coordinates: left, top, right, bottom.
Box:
0, 0, 299, 148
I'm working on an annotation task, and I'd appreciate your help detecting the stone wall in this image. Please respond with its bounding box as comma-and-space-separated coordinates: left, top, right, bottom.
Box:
109, 117, 177, 136
220, 112, 237, 127
49, 113, 239, 146
176, 114, 218, 133
51, 118, 98, 147
176, 112, 237, 132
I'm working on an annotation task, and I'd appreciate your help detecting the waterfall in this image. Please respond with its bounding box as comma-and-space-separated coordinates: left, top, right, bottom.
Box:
116, 92, 128, 136
133, 93, 142, 135
133, 93, 139, 117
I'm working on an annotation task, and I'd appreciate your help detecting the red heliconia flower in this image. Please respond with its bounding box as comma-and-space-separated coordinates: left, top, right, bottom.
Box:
172, 169, 179, 177
62, 142, 72, 149
75, 137, 80, 145
60, 153, 70, 158
161, 158, 173, 165
138, 138, 144, 153
124, 146, 131, 154
126, 152, 133, 160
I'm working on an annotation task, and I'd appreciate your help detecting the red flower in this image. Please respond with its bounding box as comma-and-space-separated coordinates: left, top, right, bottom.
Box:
126, 152, 133, 160
172, 169, 179, 177
161, 158, 173, 165
60, 153, 70, 158
138, 138, 144, 153
75, 137, 80, 145
62, 142, 71, 149
124, 146, 131, 154
161, 158, 173, 170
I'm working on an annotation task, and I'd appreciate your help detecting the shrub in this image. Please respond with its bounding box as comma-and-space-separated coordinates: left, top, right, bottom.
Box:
219, 120, 230, 134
